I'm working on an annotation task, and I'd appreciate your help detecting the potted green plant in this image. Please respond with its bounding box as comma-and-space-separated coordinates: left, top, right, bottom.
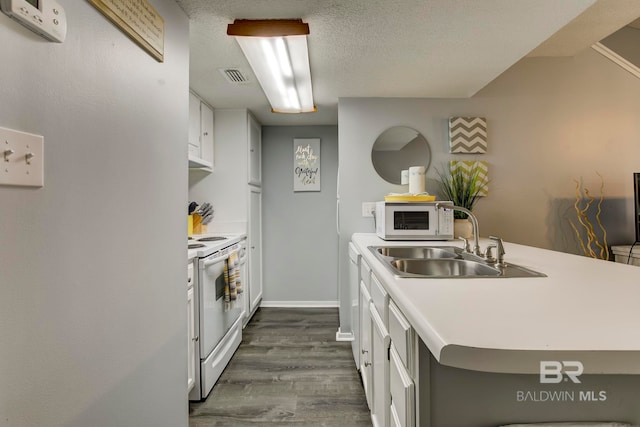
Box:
436, 163, 486, 238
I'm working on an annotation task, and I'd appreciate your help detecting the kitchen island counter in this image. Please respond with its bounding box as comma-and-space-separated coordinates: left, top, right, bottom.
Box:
352, 233, 640, 374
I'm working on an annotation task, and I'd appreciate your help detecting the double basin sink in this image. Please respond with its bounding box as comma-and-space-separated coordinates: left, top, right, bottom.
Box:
370, 245, 546, 279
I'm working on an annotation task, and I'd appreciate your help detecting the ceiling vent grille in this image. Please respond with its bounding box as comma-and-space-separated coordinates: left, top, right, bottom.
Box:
219, 68, 250, 84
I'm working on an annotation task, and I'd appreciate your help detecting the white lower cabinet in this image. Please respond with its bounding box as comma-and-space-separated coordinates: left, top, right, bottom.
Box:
359, 281, 373, 408
370, 301, 390, 427
349, 243, 361, 368
388, 301, 416, 427
389, 346, 415, 427
248, 186, 262, 315
356, 250, 417, 427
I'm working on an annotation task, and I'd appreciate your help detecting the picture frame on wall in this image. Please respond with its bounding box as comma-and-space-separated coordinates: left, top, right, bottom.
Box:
293, 138, 321, 192
449, 117, 487, 154
450, 160, 489, 196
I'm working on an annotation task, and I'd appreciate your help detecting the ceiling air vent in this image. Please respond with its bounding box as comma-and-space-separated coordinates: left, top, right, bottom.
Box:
219, 68, 250, 84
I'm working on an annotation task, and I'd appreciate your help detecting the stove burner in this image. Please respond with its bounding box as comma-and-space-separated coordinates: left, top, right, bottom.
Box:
188, 243, 206, 249
198, 236, 227, 242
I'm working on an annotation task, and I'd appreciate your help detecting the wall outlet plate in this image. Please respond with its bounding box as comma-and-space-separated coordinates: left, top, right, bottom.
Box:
0, 126, 44, 187
362, 202, 376, 217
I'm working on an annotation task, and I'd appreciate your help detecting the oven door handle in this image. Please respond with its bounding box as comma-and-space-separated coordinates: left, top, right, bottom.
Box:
202, 253, 228, 268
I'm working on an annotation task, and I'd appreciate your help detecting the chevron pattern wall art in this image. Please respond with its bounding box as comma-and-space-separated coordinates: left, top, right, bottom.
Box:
449, 117, 487, 153
450, 160, 489, 196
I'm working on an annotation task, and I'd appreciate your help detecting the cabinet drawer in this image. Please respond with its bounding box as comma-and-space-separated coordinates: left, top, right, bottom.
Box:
389, 345, 415, 427
187, 262, 195, 289
370, 274, 389, 326
360, 258, 372, 291
389, 301, 414, 370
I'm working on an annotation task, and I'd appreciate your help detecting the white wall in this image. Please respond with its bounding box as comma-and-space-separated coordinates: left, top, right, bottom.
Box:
0, 2, 190, 426
261, 126, 339, 306
338, 47, 640, 333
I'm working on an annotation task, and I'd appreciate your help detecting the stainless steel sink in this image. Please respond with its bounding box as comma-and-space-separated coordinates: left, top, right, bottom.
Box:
376, 246, 461, 259
369, 245, 546, 279
392, 258, 500, 277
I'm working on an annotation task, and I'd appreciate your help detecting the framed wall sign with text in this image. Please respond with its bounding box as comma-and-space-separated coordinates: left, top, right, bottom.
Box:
293, 138, 320, 192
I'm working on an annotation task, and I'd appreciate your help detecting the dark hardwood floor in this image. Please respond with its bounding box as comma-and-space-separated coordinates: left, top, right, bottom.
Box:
189, 307, 372, 426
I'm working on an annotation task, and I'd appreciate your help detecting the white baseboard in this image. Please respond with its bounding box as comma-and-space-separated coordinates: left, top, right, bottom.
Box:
260, 300, 339, 308
336, 328, 354, 342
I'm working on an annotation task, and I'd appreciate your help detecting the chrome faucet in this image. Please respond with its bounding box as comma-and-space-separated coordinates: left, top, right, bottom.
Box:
436, 203, 482, 256
486, 236, 506, 266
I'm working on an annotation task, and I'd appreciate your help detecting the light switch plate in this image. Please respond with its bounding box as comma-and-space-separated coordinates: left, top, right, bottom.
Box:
0, 126, 44, 187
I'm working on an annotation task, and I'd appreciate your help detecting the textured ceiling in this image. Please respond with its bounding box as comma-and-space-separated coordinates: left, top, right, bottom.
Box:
175, 0, 639, 126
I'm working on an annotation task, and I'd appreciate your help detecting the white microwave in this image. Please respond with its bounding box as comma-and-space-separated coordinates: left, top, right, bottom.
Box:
375, 201, 454, 240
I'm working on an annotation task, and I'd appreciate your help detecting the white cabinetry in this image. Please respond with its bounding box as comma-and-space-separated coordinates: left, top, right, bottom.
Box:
247, 112, 262, 318
249, 186, 262, 315
349, 243, 361, 368
388, 301, 416, 427
359, 258, 373, 408
187, 262, 196, 392
371, 300, 390, 427
207, 109, 262, 325
248, 114, 261, 185
188, 93, 200, 157
188, 91, 214, 171
359, 281, 373, 408
389, 346, 414, 427
356, 251, 418, 427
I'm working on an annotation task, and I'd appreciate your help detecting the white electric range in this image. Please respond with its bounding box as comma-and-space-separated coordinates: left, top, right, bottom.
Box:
187, 233, 247, 401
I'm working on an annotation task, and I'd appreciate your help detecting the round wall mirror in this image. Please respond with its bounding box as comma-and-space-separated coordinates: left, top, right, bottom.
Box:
371, 126, 431, 184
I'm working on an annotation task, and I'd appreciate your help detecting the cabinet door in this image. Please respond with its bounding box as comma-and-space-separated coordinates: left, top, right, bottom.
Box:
371, 302, 390, 427
248, 114, 261, 185
360, 282, 373, 408
188, 93, 201, 157
349, 243, 361, 368
389, 345, 415, 427
249, 187, 262, 313
200, 102, 214, 166
187, 286, 196, 392
389, 301, 415, 374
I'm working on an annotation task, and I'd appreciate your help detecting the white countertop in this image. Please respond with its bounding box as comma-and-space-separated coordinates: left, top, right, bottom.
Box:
352, 233, 640, 374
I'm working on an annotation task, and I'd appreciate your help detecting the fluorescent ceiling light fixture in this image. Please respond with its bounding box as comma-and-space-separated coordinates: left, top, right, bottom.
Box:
227, 19, 316, 114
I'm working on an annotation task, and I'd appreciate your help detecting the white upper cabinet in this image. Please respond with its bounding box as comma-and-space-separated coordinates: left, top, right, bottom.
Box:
188, 91, 214, 171
188, 93, 200, 156
248, 113, 261, 185
200, 103, 214, 167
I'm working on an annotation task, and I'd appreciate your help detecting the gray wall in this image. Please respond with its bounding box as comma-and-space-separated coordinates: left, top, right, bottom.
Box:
0, 2, 190, 426
262, 126, 339, 305
338, 47, 640, 333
